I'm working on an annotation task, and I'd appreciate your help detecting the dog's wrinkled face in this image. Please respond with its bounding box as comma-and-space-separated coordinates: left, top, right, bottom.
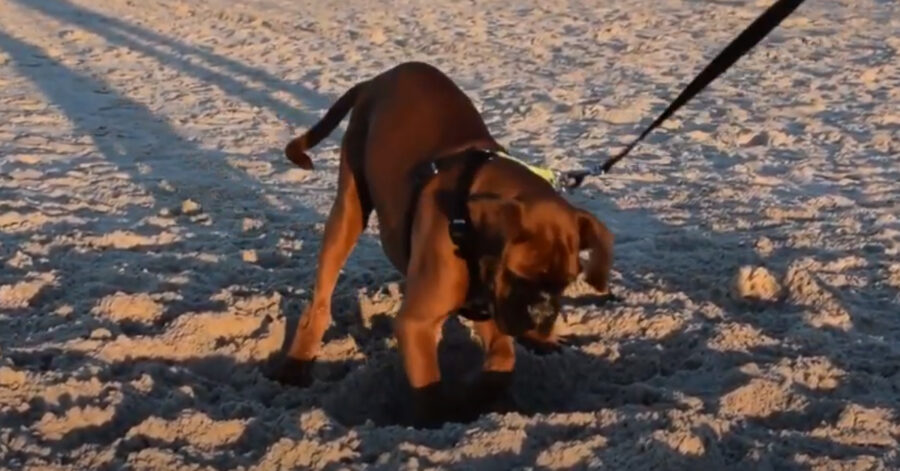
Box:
476, 199, 583, 336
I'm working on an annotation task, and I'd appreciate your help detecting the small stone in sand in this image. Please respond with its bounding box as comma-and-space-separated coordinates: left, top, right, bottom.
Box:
6, 251, 33, 269
0, 279, 47, 309
279, 168, 312, 183
191, 213, 211, 224
732, 266, 782, 302
93, 292, 164, 325
54, 305, 75, 318
242, 249, 259, 263
0, 366, 27, 388
90, 328, 113, 340
181, 199, 202, 215
755, 236, 775, 257
738, 130, 770, 147
242, 217, 264, 233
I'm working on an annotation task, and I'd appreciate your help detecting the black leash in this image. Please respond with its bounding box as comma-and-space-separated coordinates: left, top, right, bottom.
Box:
562, 0, 807, 189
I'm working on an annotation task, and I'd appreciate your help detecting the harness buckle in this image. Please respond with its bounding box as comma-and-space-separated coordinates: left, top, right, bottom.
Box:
448, 218, 468, 246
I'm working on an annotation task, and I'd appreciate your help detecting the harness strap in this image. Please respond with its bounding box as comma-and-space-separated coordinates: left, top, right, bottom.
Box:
447, 150, 493, 255
408, 149, 495, 321
448, 151, 494, 321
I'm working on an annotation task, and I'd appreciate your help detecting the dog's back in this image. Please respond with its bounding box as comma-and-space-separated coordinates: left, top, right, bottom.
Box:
286, 62, 502, 269
360, 63, 502, 267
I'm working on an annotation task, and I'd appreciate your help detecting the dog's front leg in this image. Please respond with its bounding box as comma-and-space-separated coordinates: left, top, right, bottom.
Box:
395, 263, 467, 427
469, 320, 516, 414
398, 207, 468, 427
395, 312, 447, 427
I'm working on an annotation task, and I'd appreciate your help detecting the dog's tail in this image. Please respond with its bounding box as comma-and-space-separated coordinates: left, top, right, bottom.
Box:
284, 82, 366, 169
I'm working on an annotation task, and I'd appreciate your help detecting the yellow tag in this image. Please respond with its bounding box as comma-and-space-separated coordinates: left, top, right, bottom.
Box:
495, 150, 558, 187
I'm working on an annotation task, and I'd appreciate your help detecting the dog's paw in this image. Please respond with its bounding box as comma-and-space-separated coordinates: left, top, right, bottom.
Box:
516, 332, 570, 356
265, 355, 315, 388
409, 374, 517, 427
410, 383, 453, 429
466, 370, 516, 415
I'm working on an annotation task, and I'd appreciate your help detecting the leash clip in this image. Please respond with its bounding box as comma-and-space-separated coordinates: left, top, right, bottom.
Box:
558, 169, 593, 191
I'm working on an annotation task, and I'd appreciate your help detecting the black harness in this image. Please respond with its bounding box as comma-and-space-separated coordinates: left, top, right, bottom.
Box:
407, 148, 497, 321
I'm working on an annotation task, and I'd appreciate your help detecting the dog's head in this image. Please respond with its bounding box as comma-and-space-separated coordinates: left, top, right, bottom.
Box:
471, 196, 613, 336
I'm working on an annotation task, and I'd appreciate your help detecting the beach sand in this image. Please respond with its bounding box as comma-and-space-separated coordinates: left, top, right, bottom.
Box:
1, 0, 898, 468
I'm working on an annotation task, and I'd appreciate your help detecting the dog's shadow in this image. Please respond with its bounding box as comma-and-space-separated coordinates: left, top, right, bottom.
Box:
272, 289, 635, 427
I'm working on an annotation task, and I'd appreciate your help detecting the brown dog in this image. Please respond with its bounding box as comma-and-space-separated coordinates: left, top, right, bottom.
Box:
270, 62, 613, 426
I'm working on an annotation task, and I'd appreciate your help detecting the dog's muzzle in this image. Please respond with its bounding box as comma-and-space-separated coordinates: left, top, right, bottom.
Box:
504, 271, 560, 333
527, 292, 557, 327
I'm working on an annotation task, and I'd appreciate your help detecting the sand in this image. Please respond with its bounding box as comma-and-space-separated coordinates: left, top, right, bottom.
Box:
0, 0, 898, 469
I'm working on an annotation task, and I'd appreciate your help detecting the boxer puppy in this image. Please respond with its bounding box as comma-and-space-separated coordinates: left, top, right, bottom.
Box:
269, 62, 613, 427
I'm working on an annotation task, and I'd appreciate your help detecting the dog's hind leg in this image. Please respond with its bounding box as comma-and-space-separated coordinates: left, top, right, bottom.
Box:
273, 138, 372, 386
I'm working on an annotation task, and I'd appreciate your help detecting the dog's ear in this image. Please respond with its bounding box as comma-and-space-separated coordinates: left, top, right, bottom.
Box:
576, 209, 614, 294
495, 199, 526, 242
469, 195, 526, 242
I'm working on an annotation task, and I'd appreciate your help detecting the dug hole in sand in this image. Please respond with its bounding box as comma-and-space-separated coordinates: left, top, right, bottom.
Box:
1, 0, 899, 469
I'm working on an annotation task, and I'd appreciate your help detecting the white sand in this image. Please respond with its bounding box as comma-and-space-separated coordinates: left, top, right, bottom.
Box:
1, 0, 898, 469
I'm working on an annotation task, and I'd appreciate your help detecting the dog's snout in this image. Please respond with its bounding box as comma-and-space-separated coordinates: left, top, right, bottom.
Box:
527, 295, 556, 325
